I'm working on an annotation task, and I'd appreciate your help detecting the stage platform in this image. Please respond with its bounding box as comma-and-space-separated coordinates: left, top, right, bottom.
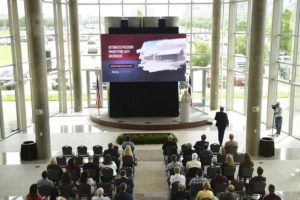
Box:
90, 108, 212, 130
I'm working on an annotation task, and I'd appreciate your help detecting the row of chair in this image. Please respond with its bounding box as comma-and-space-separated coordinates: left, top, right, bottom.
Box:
62, 145, 106, 157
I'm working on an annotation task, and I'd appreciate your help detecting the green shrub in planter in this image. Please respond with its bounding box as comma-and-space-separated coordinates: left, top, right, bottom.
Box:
116, 133, 178, 145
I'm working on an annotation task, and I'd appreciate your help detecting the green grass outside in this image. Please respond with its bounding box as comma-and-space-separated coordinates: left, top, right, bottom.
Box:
0, 45, 13, 66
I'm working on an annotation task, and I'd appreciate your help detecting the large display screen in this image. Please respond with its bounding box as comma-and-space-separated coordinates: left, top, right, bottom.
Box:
101, 34, 186, 82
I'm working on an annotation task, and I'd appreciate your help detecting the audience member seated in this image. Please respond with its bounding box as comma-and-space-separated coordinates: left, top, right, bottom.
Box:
100, 154, 117, 177
182, 143, 195, 167
59, 172, 74, 186
122, 136, 135, 153
66, 157, 81, 179
26, 184, 43, 200
170, 166, 186, 189
122, 145, 136, 165
76, 170, 95, 193
195, 181, 214, 200
217, 184, 238, 200
223, 134, 238, 155
104, 143, 120, 169
221, 154, 236, 180
162, 135, 178, 156
210, 167, 229, 190
238, 153, 254, 180
248, 167, 266, 195
83, 155, 100, 181
263, 184, 281, 200
171, 182, 190, 200
114, 183, 134, 200
92, 187, 111, 200
115, 169, 134, 194
194, 134, 209, 152
189, 168, 208, 188
47, 158, 63, 179
37, 171, 54, 189
47, 187, 66, 200
198, 144, 213, 157
186, 153, 202, 173
166, 154, 183, 177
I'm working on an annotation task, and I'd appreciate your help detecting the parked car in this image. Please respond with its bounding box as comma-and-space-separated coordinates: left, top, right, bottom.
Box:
51, 77, 70, 90
207, 71, 245, 87
88, 45, 98, 54
278, 56, 291, 80
0, 69, 14, 90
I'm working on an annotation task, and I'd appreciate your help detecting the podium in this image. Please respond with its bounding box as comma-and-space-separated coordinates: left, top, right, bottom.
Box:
180, 101, 190, 123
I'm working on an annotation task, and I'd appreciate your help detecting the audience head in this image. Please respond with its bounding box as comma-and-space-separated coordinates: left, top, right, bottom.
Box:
27, 184, 38, 200
242, 153, 252, 165
41, 170, 48, 179
229, 134, 234, 140
61, 172, 72, 184
124, 145, 133, 157
227, 184, 235, 193
192, 153, 198, 161
119, 182, 127, 192
203, 143, 209, 150
220, 107, 224, 112
225, 154, 235, 166
216, 167, 222, 175
68, 157, 75, 167
174, 166, 180, 174
79, 170, 89, 183
203, 181, 211, 190
168, 135, 173, 141
201, 134, 207, 141
171, 154, 177, 162
177, 182, 185, 191
125, 135, 131, 142
49, 157, 57, 165
108, 143, 113, 149
49, 187, 59, 200
103, 154, 112, 165
257, 166, 264, 176
197, 168, 203, 177
120, 169, 127, 177
88, 155, 93, 163
276, 102, 280, 107
186, 143, 192, 150
268, 184, 275, 193
95, 187, 104, 197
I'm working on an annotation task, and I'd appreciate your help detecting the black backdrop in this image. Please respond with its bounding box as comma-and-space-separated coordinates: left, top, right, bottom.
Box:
108, 24, 180, 117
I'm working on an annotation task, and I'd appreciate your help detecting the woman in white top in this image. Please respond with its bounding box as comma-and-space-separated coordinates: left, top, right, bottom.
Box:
100, 154, 117, 176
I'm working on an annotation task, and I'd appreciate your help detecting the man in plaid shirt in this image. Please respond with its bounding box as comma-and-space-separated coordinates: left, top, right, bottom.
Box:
188, 168, 208, 187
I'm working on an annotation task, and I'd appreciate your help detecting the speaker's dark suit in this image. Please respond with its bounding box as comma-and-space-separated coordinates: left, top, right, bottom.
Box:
215, 111, 229, 145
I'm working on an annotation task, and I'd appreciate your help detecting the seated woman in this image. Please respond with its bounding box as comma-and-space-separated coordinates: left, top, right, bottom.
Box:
47, 157, 63, 179
26, 184, 43, 200
76, 170, 95, 193
186, 153, 201, 173
59, 172, 73, 186
99, 154, 117, 177
195, 181, 214, 200
238, 153, 254, 180
221, 154, 236, 180
47, 187, 66, 200
122, 145, 137, 165
66, 157, 81, 180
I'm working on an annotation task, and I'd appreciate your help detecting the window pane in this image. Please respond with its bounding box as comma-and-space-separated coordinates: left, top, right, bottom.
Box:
235, 2, 248, 33
261, 78, 269, 123
24, 80, 33, 125
192, 4, 212, 33
170, 5, 191, 33
0, 0, 9, 37
0, 40, 13, 66
123, 0, 145, 2
170, 0, 191, 2
81, 56, 101, 69
280, 0, 297, 35
147, 0, 168, 3
123, 5, 145, 17
233, 72, 245, 113
2, 88, 18, 137
147, 5, 168, 17
48, 73, 60, 115
235, 34, 247, 56
277, 82, 290, 133
78, 5, 100, 34
293, 86, 300, 137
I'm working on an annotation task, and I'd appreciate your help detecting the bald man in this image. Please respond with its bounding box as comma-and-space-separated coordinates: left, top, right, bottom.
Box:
218, 184, 238, 200
171, 182, 190, 200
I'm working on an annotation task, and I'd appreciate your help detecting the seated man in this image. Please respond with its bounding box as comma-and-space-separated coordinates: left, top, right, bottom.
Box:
37, 171, 54, 188
122, 136, 135, 153
223, 134, 238, 155
92, 187, 111, 200
189, 168, 208, 188
248, 167, 266, 195
194, 134, 209, 151
114, 183, 133, 200
182, 143, 195, 167
186, 153, 201, 173
218, 184, 238, 200
166, 154, 183, 177
198, 144, 213, 157
104, 143, 120, 169
115, 169, 134, 194
170, 166, 186, 188
263, 184, 281, 200
83, 155, 100, 182
162, 135, 178, 156
210, 167, 229, 190
171, 182, 190, 200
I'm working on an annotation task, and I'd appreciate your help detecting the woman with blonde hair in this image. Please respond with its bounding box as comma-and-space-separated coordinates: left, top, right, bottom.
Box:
221, 154, 235, 180
47, 157, 63, 179
195, 181, 214, 200
122, 145, 133, 157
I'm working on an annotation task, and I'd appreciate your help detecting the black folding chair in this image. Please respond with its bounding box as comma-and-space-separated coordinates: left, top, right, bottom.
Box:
234, 153, 244, 166
232, 180, 244, 200
56, 156, 67, 168
189, 184, 203, 199
206, 166, 216, 179
210, 143, 220, 155
77, 183, 91, 199
74, 156, 83, 167
59, 184, 75, 199
77, 145, 88, 157
97, 182, 113, 198
87, 168, 98, 182
122, 155, 135, 176
216, 154, 226, 165
100, 167, 114, 183
223, 165, 235, 180
213, 182, 227, 195
200, 154, 212, 169
252, 181, 266, 196
93, 145, 103, 156
239, 167, 254, 181
225, 145, 238, 156
67, 169, 79, 181
93, 155, 100, 165
38, 185, 52, 197
62, 145, 73, 157
47, 169, 61, 185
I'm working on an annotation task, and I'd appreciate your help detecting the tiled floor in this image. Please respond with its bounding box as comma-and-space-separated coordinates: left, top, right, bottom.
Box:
0, 108, 299, 199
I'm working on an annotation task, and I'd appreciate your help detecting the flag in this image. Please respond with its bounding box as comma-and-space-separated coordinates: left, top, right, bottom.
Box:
96, 76, 101, 109
188, 76, 193, 107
